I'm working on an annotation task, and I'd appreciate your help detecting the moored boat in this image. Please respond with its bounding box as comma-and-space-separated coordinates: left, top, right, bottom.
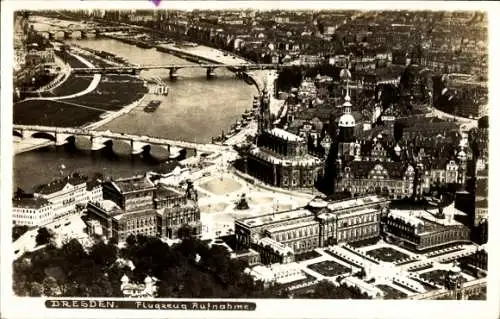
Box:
144, 100, 161, 113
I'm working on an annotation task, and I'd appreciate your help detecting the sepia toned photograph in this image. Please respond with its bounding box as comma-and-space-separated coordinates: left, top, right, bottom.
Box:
2, 1, 496, 317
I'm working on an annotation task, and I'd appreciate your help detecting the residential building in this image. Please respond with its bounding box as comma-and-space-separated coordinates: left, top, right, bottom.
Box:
33, 173, 88, 219
12, 197, 54, 227
86, 180, 103, 204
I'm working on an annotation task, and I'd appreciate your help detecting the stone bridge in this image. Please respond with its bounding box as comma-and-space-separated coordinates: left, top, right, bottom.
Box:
38, 25, 136, 40
13, 125, 232, 157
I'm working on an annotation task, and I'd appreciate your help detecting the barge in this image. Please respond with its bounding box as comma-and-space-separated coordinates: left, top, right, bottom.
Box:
144, 100, 162, 113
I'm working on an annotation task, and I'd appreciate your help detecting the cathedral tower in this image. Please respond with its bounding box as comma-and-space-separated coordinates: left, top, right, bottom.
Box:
257, 84, 272, 134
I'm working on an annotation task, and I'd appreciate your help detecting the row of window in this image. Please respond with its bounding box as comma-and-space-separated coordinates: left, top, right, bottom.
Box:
13, 213, 52, 220
274, 226, 319, 242
338, 224, 378, 240
119, 228, 156, 241
123, 217, 156, 230
280, 237, 319, 252
165, 216, 198, 226
340, 213, 379, 228
14, 207, 52, 213
421, 230, 468, 246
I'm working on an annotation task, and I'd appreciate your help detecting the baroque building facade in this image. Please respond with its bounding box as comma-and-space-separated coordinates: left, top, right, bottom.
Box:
241, 86, 323, 190
87, 175, 201, 242
234, 195, 390, 262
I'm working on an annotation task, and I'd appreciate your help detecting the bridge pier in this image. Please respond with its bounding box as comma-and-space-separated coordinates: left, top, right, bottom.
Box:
55, 133, 72, 146
169, 68, 179, 80
206, 67, 215, 79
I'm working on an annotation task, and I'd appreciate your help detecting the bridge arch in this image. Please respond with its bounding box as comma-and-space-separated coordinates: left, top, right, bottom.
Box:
13, 130, 23, 138
31, 131, 56, 141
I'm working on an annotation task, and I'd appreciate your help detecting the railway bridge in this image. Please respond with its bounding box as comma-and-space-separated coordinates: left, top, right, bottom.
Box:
70, 63, 285, 79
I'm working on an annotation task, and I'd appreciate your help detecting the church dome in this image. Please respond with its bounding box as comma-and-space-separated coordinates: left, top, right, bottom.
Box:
338, 93, 355, 128
339, 113, 356, 127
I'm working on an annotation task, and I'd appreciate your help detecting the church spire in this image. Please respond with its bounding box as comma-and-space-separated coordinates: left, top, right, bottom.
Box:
339, 68, 352, 111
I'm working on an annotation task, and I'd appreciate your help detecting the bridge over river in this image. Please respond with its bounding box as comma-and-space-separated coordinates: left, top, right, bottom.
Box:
13, 125, 232, 157
71, 63, 285, 78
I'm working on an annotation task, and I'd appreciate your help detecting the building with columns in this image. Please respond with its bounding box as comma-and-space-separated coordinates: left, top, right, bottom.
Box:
235, 195, 389, 258
382, 206, 470, 251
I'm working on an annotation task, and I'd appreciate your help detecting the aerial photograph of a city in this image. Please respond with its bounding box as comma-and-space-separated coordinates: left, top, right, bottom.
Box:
10, 8, 488, 301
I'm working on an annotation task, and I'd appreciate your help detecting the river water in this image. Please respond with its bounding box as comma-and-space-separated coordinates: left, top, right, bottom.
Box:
14, 37, 258, 191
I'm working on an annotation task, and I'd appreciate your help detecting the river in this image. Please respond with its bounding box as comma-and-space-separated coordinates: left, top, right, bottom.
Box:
14, 37, 258, 191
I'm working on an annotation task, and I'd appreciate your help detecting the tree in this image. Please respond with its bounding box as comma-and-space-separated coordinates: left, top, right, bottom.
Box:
89, 241, 118, 268
12, 225, 29, 241
35, 227, 53, 246
29, 282, 44, 297
309, 280, 370, 299
125, 234, 137, 247
177, 224, 194, 240
42, 276, 61, 296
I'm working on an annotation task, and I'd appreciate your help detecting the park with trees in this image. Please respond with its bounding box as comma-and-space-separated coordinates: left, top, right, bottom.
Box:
13, 231, 374, 299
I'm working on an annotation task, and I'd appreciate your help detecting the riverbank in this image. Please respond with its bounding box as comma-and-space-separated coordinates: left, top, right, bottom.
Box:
102, 33, 264, 92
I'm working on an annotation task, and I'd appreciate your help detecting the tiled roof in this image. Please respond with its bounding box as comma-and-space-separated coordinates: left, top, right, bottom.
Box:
155, 186, 184, 199
344, 161, 409, 179
111, 176, 155, 194
13, 197, 51, 209
34, 173, 88, 195
86, 179, 101, 191
269, 127, 303, 142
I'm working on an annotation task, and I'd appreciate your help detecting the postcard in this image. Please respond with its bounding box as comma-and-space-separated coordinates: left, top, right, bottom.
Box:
1, 1, 498, 318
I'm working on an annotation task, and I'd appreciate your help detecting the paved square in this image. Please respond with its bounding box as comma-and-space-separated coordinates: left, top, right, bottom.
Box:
198, 177, 242, 195
307, 260, 351, 277
365, 247, 409, 262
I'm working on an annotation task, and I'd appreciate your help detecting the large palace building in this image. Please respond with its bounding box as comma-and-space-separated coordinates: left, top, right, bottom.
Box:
235, 195, 390, 263
87, 176, 201, 242
328, 80, 471, 199
241, 87, 323, 190
382, 206, 470, 251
